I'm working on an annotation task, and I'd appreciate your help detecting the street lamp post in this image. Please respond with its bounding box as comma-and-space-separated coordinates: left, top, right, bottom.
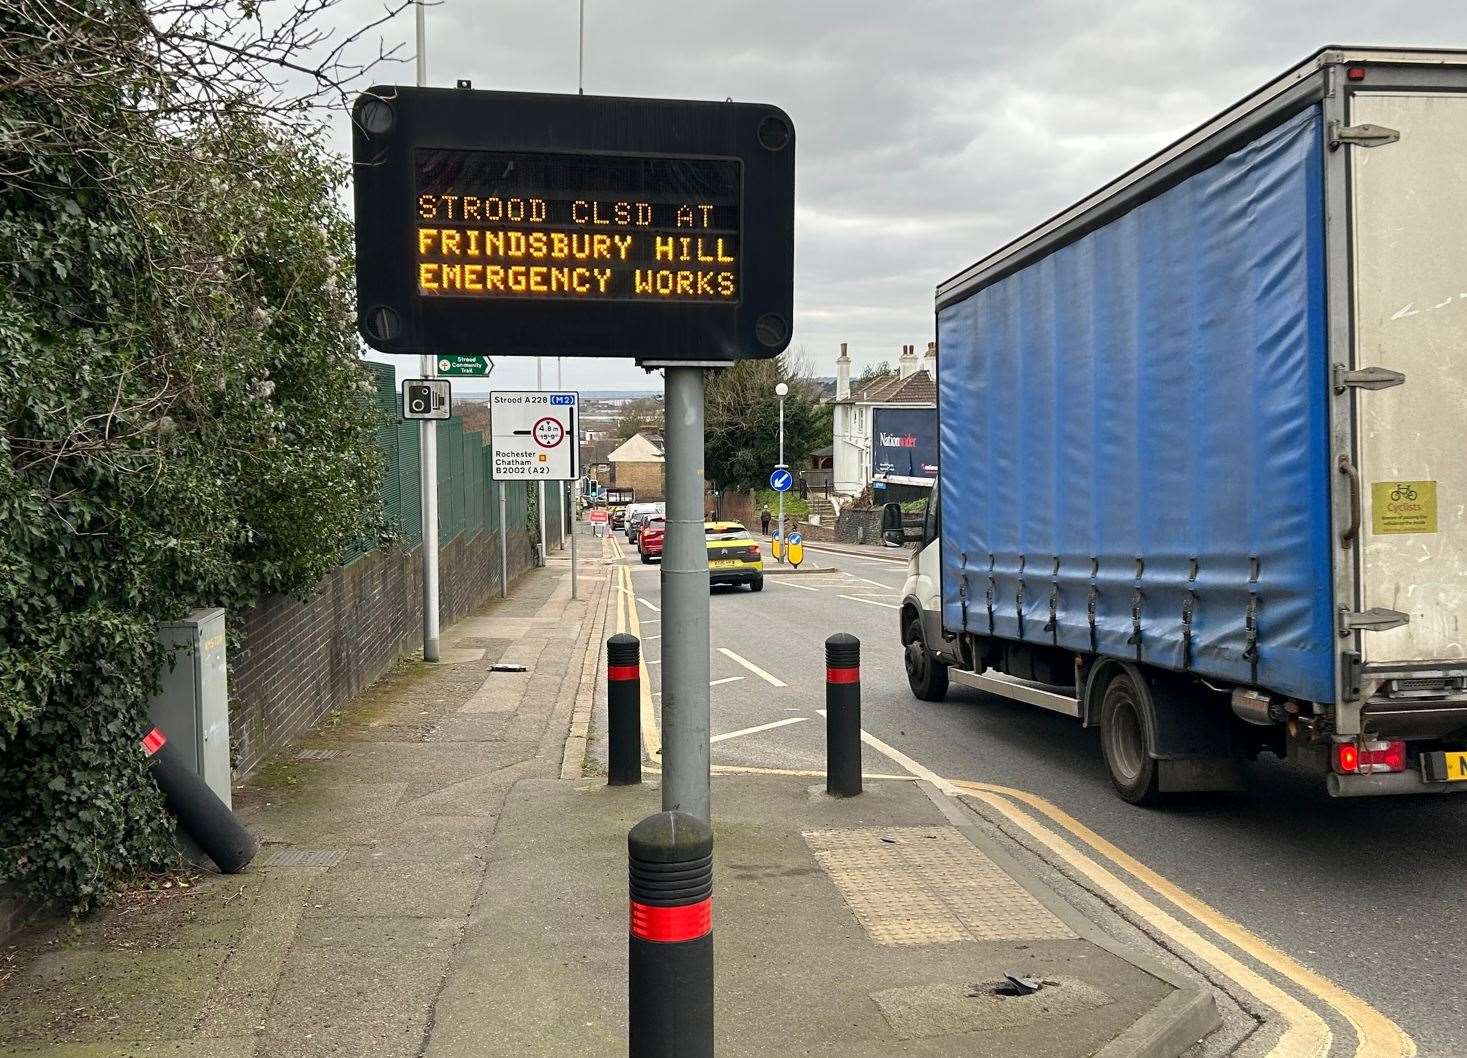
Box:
775, 381, 788, 565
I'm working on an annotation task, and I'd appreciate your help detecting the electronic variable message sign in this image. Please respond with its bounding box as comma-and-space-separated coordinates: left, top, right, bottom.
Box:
352, 87, 795, 364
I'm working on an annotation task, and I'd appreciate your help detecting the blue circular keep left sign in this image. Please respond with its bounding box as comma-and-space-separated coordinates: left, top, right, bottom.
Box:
787, 531, 802, 545
770, 469, 792, 492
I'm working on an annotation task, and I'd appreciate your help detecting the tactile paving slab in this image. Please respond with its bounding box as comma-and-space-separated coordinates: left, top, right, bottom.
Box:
803, 826, 1074, 945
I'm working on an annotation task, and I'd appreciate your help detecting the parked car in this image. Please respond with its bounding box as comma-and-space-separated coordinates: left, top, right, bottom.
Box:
638, 517, 666, 563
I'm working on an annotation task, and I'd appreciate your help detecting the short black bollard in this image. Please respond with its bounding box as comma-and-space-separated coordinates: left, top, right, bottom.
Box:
607, 633, 642, 786
142, 727, 258, 873
826, 633, 862, 797
628, 811, 714, 1058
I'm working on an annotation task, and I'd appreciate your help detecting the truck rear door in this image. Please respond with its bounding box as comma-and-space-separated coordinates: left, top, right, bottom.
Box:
1349, 92, 1467, 667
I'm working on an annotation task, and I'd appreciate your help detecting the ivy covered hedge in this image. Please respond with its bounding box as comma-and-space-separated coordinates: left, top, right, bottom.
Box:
0, 2, 383, 909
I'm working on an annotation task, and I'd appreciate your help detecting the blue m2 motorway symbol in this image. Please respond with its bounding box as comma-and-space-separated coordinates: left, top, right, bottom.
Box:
770, 468, 792, 492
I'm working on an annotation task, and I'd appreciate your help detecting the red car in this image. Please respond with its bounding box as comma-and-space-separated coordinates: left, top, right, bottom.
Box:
638, 517, 665, 563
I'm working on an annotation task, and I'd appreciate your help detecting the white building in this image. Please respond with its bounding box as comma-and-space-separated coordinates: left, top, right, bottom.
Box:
829, 341, 937, 497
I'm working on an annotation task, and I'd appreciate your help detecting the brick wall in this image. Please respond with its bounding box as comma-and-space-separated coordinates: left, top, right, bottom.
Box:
228, 525, 536, 778
611, 460, 665, 500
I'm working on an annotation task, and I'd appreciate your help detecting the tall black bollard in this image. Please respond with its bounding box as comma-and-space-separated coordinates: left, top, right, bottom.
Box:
825, 633, 862, 797
628, 811, 714, 1058
142, 727, 258, 873
607, 633, 642, 786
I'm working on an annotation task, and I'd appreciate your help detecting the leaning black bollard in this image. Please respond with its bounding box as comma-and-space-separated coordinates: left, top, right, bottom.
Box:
825, 633, 862, 797
628, 811, 714, 1058
142, 726, 258, 873
607, 633, 642, 786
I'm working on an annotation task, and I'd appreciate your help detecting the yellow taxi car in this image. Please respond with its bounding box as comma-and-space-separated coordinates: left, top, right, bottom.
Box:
705, 521, 763, 592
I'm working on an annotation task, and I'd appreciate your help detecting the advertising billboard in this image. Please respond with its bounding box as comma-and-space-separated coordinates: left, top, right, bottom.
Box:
871, 407, 938, 483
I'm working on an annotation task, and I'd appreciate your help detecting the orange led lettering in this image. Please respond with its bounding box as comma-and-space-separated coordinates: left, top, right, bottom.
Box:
440, 229, 462, 255
634, 271, 655, 294
506, 232, 526, 259
486, 266, 506, 291
419, 263, 439, 291
698, 204, 713, 227
507, 199, 525, 222
612, 235, 632, 260
508, 266, 528, 293
551, 232, 570, 258
466, 229, 481, 257
528, 266, 548, 293
572, 234, 592, 259
676, 204, 695, 227
440, 264, 461, 289
654, 237, 675, 261
593, 269, 613, 293
615, 202, 631, 225
679, 237, 692, 260
442, 195, 458, 219
716, 238, 735, 263
696, 271, 714, 296
482, 197, 502, 221
592, 234, 612, 258
462, 196, 481, 220
418, 228, 438, 255
484, 231, 504, 259
418, 195, 437, 220
676, 271, 694, 295
573, 268, 592, 294
636, 202, 653, 226
717, 272, 735, 297
529, 198, 547, 223
529, 232, 548, 258
463, 264, 484, 292
572, 200, 590, 224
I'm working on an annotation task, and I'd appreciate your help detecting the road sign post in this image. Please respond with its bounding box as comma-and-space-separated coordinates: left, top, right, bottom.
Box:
770, 465, 791, 567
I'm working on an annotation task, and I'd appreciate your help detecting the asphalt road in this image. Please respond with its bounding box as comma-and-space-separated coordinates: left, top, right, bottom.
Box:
612, 530, 1466, 1058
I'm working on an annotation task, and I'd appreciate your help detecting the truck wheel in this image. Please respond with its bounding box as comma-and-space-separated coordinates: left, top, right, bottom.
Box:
1100, 672, 1160, 805
903, 617, 949, 701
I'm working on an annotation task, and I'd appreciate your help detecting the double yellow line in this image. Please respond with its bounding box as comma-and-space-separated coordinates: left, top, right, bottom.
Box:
951, 780, 1414, 1058
608, 535, 661, 759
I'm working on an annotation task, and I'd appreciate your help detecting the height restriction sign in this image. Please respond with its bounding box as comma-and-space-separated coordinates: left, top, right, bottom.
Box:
489, 391, 579, 481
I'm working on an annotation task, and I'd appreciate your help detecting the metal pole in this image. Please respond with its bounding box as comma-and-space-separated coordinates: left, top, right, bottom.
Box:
536, 357, 546, 564
777, 393, 785, 565
569, 480, 580, 600
560, 356, 578, 599
498, 480, 509, 599
661, 367, 710, 822
415, 0, 440, 663
577, 0, 585, 94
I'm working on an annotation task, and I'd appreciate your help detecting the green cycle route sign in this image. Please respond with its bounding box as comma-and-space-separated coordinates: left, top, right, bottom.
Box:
434, 355, 494, 377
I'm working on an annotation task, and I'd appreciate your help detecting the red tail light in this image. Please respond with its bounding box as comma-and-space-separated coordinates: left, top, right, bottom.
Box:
746, 545, 760, 558
1333, 740, 1405, 774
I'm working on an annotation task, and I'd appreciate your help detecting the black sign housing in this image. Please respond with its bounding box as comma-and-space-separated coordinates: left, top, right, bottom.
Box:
353, 87, 795, 362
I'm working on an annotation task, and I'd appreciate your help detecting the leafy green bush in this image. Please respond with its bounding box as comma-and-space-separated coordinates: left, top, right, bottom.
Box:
0, 5, 382, 909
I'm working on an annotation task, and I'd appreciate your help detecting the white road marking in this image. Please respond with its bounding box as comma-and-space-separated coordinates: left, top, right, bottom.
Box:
717, 647, 788, 687
839, 594, 900, 610
646, 659, 661, 666
637, 597, 661, 613
849, 575, 898, 589
710, 717, 809, 744
768, 578, 820, 592
709, 676, 746, 687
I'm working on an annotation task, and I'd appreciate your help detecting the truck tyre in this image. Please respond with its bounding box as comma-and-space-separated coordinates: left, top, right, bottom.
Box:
903, 616, 949, 702
1100, 671, 1160, 805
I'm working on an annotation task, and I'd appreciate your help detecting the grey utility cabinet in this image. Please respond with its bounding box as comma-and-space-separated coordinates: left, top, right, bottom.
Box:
149, 608, 232, 809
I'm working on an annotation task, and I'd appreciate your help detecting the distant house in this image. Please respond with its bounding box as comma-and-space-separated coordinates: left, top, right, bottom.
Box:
607, 431, 665, 500
829, 341, 937, 497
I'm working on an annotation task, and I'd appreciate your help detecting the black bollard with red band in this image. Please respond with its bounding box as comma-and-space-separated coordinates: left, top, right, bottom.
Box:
607, 633, 642, 786
628, 810, 713, 1058
825, 633, 862, 797
141, 726, 258, 874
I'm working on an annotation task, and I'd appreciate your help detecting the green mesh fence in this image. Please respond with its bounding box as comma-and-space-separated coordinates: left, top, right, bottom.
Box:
352, 360, 526, 560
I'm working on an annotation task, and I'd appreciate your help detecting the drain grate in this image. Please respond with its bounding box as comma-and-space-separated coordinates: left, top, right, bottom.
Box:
803, 827, 1074, 945
259, 847, 347, 868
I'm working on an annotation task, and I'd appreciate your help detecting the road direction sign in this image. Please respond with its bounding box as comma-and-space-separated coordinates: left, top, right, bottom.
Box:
351, 87, 794, 363
770, 468, 793, 493
489, 391, 579, 481
401, 378, 451, 420
787, 533, 804, 568
435, 355, 493, 377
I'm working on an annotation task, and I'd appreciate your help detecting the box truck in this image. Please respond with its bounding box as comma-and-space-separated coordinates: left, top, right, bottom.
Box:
898, 47, 1467, 802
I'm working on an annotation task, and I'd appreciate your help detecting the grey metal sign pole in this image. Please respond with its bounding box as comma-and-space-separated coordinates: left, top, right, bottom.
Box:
660, 366, 711, 822
414, 2, 440, 663
569, 480, 579, 600
498, 480, 509, 599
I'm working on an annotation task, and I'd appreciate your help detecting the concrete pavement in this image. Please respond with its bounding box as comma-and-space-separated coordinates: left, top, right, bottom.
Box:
1, 527, 1220, 1057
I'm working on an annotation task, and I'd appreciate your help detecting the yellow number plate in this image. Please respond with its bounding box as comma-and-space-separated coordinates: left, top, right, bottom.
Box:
1446, 752, 1467, 781
710, 559, 743, 569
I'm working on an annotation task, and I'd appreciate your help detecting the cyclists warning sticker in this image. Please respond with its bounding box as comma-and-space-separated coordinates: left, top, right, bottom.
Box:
1371, 480, 1438, 535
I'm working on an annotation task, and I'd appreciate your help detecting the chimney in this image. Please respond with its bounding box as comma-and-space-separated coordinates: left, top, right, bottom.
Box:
898, 343, 919, 379
836, 341, 851, 400
923, 341, 937, 379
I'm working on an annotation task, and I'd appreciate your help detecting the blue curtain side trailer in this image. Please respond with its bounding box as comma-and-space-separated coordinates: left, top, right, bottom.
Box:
911, 47, 1467, 801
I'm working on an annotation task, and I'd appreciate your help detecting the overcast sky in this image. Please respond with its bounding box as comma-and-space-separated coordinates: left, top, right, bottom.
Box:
340, 1, 1464, 394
